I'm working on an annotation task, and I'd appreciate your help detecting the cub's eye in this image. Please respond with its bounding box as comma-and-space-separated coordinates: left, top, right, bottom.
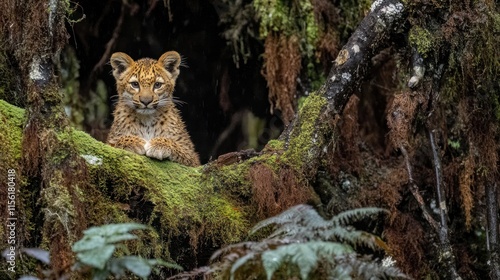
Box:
153, 82, 163, 89
130, 82, 140, 89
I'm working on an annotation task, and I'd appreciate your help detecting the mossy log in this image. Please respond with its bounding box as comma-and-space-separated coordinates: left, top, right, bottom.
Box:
0, 96, 324, 276
0, 0, 406, 277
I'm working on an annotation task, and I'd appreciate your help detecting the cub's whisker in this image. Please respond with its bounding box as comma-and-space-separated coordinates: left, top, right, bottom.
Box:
172, 97, 187, 107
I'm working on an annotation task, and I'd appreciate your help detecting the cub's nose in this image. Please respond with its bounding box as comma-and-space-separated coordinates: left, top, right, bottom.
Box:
139, 96, 153, 106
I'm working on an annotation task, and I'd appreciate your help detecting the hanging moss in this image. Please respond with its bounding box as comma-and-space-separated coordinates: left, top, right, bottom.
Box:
338, 0, 372, 40
254, 0, 319, 58
408, 26, 435, 59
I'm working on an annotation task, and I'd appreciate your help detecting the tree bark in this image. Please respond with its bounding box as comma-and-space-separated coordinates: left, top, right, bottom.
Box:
0, 0, 89, 275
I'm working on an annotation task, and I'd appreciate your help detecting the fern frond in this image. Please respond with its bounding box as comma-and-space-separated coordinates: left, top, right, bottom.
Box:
260, 242, 354, 280
289, 243, 319, 280
320, 227, 384, 251
230, 252, 256, 280
297, 207, 330, 229
252, 204, 330, 239
173, 205, 407, 280
265, 223, 302, 239
210, 241, 258, 262
210, 239, 291, 262
250, 204, 315, 234
330, 207, 388, 226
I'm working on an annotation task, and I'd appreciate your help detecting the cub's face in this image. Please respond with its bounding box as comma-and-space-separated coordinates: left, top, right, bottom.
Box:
110, 51, 181, 115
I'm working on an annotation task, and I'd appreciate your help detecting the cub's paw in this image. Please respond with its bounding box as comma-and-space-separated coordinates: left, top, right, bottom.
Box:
124, 144, 146, 155
115, 136, 147, 155
145, 138, 173, 160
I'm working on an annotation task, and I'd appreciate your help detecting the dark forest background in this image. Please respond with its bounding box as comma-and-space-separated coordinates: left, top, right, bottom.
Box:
65, 0, 284, 162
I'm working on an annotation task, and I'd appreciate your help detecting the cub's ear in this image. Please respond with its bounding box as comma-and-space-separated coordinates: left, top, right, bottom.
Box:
158, 51, 181, 80
110, 52, 134, 80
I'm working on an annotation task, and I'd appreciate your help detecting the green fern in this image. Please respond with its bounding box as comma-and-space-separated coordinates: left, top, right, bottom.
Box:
251, 204, 388, 250
73, 223, 182, 279
170, 205, 407, 280
260, 242, 352, 280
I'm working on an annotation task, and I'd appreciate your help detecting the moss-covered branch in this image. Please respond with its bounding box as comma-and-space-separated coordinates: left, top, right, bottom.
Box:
0, 99, 253, 273
0, 94, 325, 276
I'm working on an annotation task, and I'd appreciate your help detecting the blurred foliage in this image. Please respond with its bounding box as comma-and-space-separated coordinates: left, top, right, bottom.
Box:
17, 223, 181, 280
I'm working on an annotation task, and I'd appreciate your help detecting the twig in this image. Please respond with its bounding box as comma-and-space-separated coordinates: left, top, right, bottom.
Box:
428, 131, 448, 233
146, 0, 159, 18
209, 110, 245, 158
91, 0, 113, 37
90, 1, 126, 76
399, 145, 440, 230
486, 182, 500, 279
428, 129, 462, 280
164, 0, 173, 22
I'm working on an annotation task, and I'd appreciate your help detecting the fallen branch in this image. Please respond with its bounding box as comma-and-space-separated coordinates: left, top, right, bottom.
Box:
320, 0, 405, 115
428, 129, 461, 280
400, 145, 439, 230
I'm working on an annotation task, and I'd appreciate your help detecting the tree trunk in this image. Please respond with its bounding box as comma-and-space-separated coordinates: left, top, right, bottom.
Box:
0, 0, 90, 275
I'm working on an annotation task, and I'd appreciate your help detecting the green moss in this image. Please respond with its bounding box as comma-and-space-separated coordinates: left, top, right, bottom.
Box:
409, 26, 435, 58
0, 101, 40, 276
254, 0, 319, 58
72, 129, 250, 260
207, 161, 253, 199
282, 93, 328, 170
265, 139, 285, 151
204, 196, 248, 244
0, 100, 23, 168
0, 101, 249, 267
0, 99, 24, 257
254, 0, 290, 38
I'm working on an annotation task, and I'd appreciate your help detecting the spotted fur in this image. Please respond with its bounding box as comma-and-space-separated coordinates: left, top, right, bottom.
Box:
107, 51, 200, 166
